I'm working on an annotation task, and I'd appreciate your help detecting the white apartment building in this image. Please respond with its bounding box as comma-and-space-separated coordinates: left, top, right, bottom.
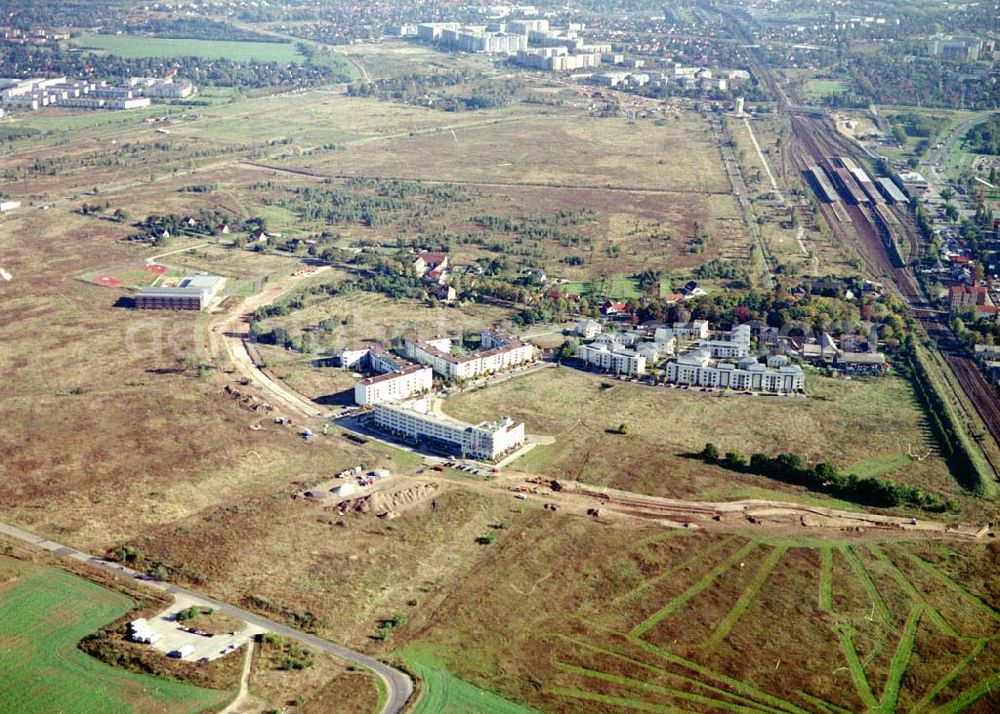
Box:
671, 320, 711, 340
699, 324, 752, 359
578, 341, 647, 376
653, 328, 677, 355
355, 366, 433, 407
405, 330, 534, 381
574, 319, 603, 339
342, 343, 434, 406
372, 399, 525, 460
665, 350, 804, 393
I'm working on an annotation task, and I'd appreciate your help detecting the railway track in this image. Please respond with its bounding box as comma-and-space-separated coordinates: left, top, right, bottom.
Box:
791, 115, 1000, 478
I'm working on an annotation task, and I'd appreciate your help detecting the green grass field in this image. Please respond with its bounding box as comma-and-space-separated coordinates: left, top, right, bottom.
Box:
400, 646, 539, 714
0, 566, 230, 713
802, 79, 850, 100
70, 34, 306, 63
562, 275, 645, 300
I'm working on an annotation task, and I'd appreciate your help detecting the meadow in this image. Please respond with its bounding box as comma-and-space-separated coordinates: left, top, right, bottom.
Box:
70, 34, 306, 63
0, 562, 230, 713
802, 79, 851, 100
442, 366, 969, 510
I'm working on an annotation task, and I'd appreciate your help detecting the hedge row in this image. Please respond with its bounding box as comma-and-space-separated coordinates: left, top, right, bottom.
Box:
699, 444, 957, 512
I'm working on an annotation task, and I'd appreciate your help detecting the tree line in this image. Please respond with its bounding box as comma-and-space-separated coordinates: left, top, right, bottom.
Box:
698, 443, 957, 512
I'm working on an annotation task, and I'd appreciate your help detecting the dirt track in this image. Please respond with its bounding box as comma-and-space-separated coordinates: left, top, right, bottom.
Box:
203, 265, 331, 419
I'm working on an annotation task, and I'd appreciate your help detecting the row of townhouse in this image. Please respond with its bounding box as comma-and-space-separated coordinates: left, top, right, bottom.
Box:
665, 349, 804, 393
372, 399, 524, 461
405, 330, 534, 381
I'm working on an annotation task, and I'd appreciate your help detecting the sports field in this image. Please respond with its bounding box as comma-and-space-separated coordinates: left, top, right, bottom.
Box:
70, 34, 306, 64
0, 564, 230, 713
802, 79, 851, 100
83, 263, 183, 289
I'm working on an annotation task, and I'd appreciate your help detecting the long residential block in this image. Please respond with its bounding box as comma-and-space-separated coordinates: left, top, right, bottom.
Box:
405, 329, 534, 381
665, 349, 804, 393
372, 399, 525, 461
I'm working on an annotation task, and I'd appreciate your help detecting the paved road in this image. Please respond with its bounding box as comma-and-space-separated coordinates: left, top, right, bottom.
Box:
0, 521, 414, 714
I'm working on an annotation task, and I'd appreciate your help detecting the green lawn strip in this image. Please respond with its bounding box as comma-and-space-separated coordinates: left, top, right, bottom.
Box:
844, 453, 911, 478
0, 569, 228, 714
703, 546, 788, 651
556, 636, 790, 714
831, 623, 879, 711
373, 674, 388, 714
819, 547, 834, 612
397, 645, 538, 714
839, 546, 892, 625
627, 637, 811, 714
899, 549, 1000, 622
554, 661, 776, 714
549, 687, 690, 713
927, 671, 1000, 714
795, 690, 852, 714
910, 640, 988, 713
630, 540, 757, 638
867, 547, 959, 638
877, 605, 923, 712
614, 536, 738, 606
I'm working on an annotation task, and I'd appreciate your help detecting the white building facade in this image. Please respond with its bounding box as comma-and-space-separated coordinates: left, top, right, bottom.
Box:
372, 400, 525, 460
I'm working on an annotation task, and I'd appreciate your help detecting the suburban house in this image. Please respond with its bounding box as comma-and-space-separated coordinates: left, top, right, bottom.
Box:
601, 300, 629, 317
414, 251, 449, 280
430, 284, 457, 302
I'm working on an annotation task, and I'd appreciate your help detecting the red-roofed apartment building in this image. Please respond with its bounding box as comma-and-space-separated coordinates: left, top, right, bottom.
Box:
950, 284, 997, 317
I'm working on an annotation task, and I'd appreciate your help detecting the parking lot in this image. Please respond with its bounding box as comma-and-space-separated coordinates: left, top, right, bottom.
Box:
142, 593, 263, 663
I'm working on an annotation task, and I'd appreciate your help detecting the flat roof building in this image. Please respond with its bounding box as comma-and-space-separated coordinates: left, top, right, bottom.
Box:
405, 330, 534, 381
134, 275, 225, 311
372, 398, 524, 461
665, 350, 804, 393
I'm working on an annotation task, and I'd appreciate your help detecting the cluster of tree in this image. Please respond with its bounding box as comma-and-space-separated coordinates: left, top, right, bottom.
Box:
0, 43, 349, 90
965, 116, 1000, 156
840, 49, 997, 110
0, 125, 40, 144
0, 0, 115, 28
347, 72, 522, 111
698, 443, 956, 512
344, 177, 470, 202
179, 184, 218, 193
470, 211, 594, 247
130, 18, 289, 43
277, 182, 467, 228
897, 339, 993, 494
124, 210, 258, 244
625, 279, 900, 337
695, 258, 746, 281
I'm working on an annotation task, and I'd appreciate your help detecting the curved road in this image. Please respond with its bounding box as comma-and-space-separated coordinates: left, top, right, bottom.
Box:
0, 520, 414, 714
